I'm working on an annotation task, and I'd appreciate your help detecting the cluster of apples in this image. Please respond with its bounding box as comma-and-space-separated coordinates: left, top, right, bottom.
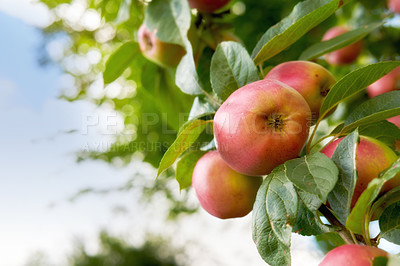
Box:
138, 0, 400, 263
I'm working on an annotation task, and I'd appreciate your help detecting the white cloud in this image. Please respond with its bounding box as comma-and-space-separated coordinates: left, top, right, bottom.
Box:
0, 0, 53, 28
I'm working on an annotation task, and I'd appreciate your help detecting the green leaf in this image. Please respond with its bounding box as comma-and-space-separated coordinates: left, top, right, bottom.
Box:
211, 42, 259, 101
156, 117, 213, 178
251, 0, 344, 65
320, 61, 400, 119
359, 120, 400, 150
328, 130, 359, 225
285, 152, 339, 202
252, 165, 298, 266
373, 257, 389, 266
343, 91, 400, 133
379, 201, 400, 245
103, 42, 140, 84
347, 158, 400, 234
176, 150, 206, 190
370, 187, 400, 221
299, 22, 383, 60
188, 97, 215, 120
176, 40, 204, 95
145, 0, 191, 46
294, 190, 332, 236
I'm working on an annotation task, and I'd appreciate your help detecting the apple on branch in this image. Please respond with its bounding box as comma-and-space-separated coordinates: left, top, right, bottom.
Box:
321, 136, 400, 208
213, 79, 311, 176
265, 60, 336, 120
322, 26, 363, 66
320, 244, 389, 266
192, 150, 262, 219
138, 23, 186, 68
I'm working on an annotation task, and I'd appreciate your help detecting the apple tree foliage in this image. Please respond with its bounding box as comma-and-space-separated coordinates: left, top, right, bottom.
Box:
39, 0, 400, 265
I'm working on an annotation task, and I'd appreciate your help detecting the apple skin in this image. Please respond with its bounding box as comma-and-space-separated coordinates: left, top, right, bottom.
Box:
188, 0, 230, 13
138, 24, 186, 68
389, 0, 400, 14
265, 61, 336, 119
320, 244, 388, 266
213, 79, 311, 176
192, 151, 262, 219
366, 66, 400, 98
321, 136, 400, 208
322, 26, 363, 66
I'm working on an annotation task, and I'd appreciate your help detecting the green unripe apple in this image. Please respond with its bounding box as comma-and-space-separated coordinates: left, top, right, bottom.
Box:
192, 151, 262, 219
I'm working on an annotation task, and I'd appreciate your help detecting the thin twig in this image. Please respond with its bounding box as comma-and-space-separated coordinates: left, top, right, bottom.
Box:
318, 205, 355, 245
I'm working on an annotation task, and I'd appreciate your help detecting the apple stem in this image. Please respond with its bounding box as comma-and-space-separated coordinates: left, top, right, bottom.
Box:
318, 204, 356, 245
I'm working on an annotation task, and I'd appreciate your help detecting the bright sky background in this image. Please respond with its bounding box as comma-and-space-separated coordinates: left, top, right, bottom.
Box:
1, 1, 397, 266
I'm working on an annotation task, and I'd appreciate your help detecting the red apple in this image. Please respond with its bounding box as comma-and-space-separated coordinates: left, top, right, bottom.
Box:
138, 24, 186, 68
213, 79, 311, 176
192, 151, 262, 219
265, 61, 336, 119
321, 136, 400, 208
322, 26, 363, 66
188, 0, 230, 13
389, 0, 400, 14
366, 66, 400, 98
320, 244, 388, 266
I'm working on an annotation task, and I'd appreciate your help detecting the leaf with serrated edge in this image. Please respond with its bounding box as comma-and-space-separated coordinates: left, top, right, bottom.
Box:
104, 42, 139, 84
320, 62, 400, 119
157, 118, 212, 177
343, 91, 400, 132
176, 150, 206, 190
211, 42, 259, 101
145, 0, 191, 46
251, 0, 343, 65
379, 202, 400, 245
252, 165, 297, 266
328, 130, 359, 225
299, 22, 383, 60
347, 158, 400, 234
285, 152, 338, 202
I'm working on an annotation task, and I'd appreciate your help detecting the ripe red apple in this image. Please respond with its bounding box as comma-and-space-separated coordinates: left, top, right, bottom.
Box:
366, 66, 400, 98
388, 0, 400, 14
192, 151, 262, 219
213, 79, 311, 176
321, 136, 400, 208
322, 26, 363, 66
188, 0, 230, 13
138, 24, 186, 68
265, 61, 336, 119
320, 244, 388, 266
